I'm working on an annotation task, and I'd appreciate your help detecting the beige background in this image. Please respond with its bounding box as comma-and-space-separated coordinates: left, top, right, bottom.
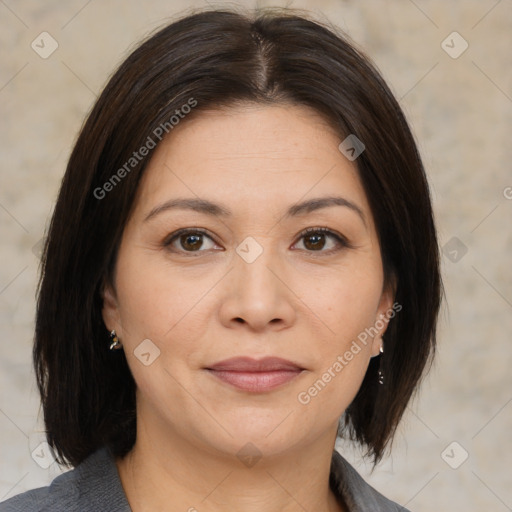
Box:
1, 0, 511, 510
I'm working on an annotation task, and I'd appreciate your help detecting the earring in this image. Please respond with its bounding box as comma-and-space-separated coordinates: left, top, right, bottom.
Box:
109, 330, 123, 350
378, 341, 384, 384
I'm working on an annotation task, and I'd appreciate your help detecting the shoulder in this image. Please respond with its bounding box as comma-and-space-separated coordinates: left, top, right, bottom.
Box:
330, 450, 412, 512
0, 470, 78, 512
0, 447, 130, 512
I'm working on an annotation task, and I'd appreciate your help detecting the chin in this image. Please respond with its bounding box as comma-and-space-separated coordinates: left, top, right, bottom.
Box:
195, 413, 313, 460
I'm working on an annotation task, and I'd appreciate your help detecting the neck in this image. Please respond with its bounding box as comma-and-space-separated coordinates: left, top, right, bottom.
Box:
115, 416, 346, 512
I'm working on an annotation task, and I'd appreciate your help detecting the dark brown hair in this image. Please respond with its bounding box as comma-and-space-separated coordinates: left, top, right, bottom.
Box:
34, 6, 442, 468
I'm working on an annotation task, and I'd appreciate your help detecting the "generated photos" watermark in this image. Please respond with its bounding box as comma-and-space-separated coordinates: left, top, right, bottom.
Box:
93, 97, 197, 200
297, 301, 402, 405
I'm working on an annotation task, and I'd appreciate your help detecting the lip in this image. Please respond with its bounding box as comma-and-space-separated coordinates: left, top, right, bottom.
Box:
205, 357, 305, 393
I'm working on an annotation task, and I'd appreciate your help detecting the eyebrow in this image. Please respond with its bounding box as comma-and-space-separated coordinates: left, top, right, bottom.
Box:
143, 196, 366, 226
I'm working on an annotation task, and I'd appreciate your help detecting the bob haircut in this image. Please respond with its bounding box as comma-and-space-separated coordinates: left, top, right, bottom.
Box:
34, 7, 442, 468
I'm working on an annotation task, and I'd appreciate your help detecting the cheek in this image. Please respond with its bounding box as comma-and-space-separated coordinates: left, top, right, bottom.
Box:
312, 266, 383, 344
296, 286, 378, 416
297, 266, 382, 400
113, 251, 220, 388
114, 247, 200, 338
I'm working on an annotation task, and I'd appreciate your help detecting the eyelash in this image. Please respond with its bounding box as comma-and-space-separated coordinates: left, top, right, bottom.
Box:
163, 227, 352, 256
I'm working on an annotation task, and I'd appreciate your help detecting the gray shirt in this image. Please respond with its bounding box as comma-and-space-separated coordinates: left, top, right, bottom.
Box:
0, 447, 410, 511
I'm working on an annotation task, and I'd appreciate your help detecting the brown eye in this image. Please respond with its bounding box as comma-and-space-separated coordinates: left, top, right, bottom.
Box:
303, 232, 327, 250
164, 229, 217, 253
179, 233, 204, 251
164, 227, 349, 256
294, 227, 349, 253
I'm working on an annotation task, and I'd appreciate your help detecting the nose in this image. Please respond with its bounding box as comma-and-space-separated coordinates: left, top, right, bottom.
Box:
218, 244, 297, 333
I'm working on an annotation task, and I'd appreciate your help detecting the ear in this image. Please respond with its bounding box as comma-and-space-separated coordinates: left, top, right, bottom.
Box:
370, 277, 396, 357
101, 277, 121, 336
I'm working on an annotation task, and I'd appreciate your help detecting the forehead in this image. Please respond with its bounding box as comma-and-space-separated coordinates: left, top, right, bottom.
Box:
132, 103, 371, 221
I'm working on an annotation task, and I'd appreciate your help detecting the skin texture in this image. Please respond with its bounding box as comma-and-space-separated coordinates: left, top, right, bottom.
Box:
102, 103, 393, 512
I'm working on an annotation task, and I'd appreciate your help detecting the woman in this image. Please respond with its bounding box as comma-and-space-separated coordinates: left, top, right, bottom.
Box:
0, 7, 442, 511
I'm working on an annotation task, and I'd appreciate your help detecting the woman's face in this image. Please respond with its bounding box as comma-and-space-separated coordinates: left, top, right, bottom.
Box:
103, 103, 393, 460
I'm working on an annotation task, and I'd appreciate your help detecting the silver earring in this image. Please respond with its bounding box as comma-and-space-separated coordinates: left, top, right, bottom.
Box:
109, 330, 122, 350
378, 341, 384, 384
